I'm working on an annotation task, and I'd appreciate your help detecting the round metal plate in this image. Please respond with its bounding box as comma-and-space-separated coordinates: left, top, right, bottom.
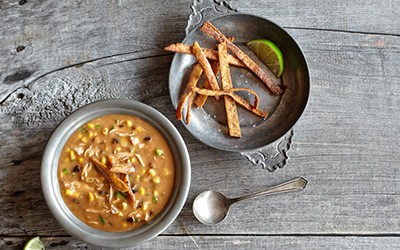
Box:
169, 13, 309, 152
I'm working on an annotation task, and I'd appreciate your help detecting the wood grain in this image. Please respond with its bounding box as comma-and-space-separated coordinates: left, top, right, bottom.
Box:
1, 0, 400, 249
2, 236, 400, 249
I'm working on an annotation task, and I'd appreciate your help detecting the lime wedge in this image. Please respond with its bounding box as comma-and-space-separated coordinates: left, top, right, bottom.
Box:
24, 237, 45, 250
247, 39, 284, 77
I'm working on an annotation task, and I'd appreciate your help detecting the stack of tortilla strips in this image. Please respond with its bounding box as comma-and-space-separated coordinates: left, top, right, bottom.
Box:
164, 21, 283, 138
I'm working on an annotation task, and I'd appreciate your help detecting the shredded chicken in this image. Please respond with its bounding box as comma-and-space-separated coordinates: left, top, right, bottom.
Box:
135, 154, 145, 167
110, 163, 136, 174
73, 146, 85, 156
86, 208, 103, 213
84, 145, 100, 158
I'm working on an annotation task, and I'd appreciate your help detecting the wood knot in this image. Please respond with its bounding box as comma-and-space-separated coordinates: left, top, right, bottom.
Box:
16, 45, 25, 52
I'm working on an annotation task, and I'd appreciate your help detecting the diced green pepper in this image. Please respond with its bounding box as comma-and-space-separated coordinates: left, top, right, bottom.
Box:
152, 197, 158, 204
155, 148, 163, 156
115, 191, 127, 200
99, 215, 106, 225
63, 168, 68, 175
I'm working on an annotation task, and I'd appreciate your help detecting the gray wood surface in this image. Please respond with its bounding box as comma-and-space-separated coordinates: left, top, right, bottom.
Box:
1, 0, 400, 249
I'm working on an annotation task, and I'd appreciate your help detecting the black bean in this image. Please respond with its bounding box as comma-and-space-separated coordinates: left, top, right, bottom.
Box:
144, 136, 152, 141
112, 138, 119, 144
73, 198, 80, 204
126, 217, 134, 223
73, 165, 81, 172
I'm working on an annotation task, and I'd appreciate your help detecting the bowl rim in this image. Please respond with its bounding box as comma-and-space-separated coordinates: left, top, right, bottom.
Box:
41, 99, 191, 248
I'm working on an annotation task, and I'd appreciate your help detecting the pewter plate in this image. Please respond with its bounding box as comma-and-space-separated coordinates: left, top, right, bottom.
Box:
169, 14, 309, 152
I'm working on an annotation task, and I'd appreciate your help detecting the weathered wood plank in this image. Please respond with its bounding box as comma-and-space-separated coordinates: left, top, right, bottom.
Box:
241, 0, 400, 35
1, 1, 400, 249
1, 0, 399, 102
2, 235, 400, 249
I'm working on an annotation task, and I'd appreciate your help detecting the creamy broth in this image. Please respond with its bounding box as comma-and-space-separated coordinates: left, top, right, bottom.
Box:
58, 114, 175, 232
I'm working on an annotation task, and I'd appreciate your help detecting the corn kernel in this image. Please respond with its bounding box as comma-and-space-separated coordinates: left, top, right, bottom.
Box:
153, 176, 160, 184
87, 123, 95, 129
94, 132, 98, 137
122, 222, 127, 228
69, 150, 76, 161
142, 202, 149, 211
120, 138, 129, 147
148, 169, 156, 177
118, 211, 123, 217
126, 120, 133, 127
130, 157, 136, 163
74, 192, 80, 198
153, 190, 159, 197
78, 134, 83, 139
103, 127, 109, 135
64, 157, 70, 163
78, 157, 84, 163
121, 202, 128, 211
136, 126, 143, 132
65, 189, 73, 196
115, 146, 121, 152
89, 131, 94, 138
101, 156, 107, 165
89, 192, 94, 202
81, 137, 87, 143
139, 187, 145, 196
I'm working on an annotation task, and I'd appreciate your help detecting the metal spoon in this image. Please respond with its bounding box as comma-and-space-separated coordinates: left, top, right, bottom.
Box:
192, 177, 308, 225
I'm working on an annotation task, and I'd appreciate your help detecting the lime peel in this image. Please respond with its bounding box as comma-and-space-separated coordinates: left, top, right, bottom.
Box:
247, 39, 284, 78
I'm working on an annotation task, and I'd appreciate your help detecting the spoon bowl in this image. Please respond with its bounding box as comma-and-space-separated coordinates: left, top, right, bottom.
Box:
193, 191, 231, 225
193, 177, 307, 225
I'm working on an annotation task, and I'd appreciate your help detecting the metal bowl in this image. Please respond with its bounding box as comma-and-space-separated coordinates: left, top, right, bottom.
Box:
169, 14, 309, 151
41, 99, 191, 248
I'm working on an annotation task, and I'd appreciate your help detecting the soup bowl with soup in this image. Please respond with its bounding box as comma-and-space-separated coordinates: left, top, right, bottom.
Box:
41, 99, 190, 248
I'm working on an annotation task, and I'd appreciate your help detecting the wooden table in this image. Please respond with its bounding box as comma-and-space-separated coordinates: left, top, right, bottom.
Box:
1, 0, 400, 249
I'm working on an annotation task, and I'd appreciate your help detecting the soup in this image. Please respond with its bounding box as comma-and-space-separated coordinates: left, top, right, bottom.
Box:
58, 114, 175, 232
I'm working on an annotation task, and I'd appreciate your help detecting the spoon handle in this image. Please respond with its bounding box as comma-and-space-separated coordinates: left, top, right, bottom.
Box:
231, 177, 307, 203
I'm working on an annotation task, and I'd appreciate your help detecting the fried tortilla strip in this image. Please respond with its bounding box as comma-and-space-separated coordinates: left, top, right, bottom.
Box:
201, 21, 283, 96
194, 37, 235, 109
193, 87, 268, 118
219, 41, 241, 138
192, 41, 221, 98
90, 157, 130, 192
164, 43, 244, 67
185, 89, 196, 124
193, 60, 219, 108
176, 63, 203, 123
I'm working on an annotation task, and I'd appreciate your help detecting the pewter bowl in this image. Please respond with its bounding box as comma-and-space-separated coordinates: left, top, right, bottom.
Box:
41, 99, 191, 248
169, 14, 309, 151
